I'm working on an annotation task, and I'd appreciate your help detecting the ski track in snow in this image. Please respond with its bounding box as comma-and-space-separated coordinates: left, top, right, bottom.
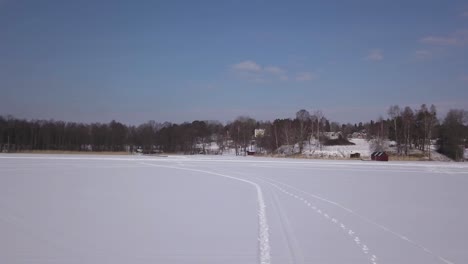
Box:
255, 173, 455, 264
139, 162, 271, 264
266, 181, 305, 264
1, 154, 464, 264
256, 176, 378, 264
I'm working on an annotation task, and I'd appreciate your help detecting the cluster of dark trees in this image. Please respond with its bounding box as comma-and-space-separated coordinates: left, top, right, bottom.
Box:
372, 105, 467, 160
1, 104, 467, 160
384, 104, 438, 157
437, 109, 468, 160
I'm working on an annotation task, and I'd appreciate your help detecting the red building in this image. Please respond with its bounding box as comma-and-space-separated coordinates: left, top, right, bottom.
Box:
371, 151, 389, 161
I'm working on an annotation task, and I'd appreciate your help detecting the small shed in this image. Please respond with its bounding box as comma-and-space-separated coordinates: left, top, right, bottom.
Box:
371, 151, 389, 161
246, 144, 256, 155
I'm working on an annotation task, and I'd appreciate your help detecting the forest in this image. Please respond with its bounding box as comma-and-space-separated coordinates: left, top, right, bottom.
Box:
1, 104, 467, 161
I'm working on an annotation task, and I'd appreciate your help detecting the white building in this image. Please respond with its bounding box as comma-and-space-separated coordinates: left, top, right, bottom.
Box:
254, 129, 265, 138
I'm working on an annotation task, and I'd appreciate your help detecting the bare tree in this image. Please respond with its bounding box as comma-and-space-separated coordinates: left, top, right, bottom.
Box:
417, 104, 429, 154
402, 106, 414, 155
388, 105, 401, 154
427, 104, 437, 159
273, 121, 279, 151
230, 116, 256, 156
296, 109, 310, 153
283, 119, 291, 146
314, 110, 323, 150
271, 118, 296, 154
330, 122, 340, 132
437, 109, 467, 161
370, 117, 388, 152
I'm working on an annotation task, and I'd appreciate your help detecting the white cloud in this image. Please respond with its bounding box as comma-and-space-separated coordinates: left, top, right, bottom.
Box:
232, 60, 289, 82
232, 60, 262, 72
231, 60, 317, 83
365, 49, 383, 61
265, 66, 288, 81
420, 36, 458, 45
295, 72, 317, 81
264, 66, 284, 74
414, 49, 432, 60
420, 30, 468, 46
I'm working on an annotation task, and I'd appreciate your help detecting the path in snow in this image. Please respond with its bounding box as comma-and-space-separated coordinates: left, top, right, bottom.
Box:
139, 162, 271, 264
1, 154, 468, 264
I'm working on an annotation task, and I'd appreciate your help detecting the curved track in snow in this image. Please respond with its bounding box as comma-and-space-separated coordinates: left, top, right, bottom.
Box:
255, 174, 455, 264
2, 154, 468, 264
139, 162, 271, 264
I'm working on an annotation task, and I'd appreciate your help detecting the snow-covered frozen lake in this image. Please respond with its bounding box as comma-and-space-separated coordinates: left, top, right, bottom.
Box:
1, 154, 468, 264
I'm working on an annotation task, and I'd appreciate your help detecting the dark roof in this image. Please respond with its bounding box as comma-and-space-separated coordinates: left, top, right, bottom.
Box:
371, 151, 388, 156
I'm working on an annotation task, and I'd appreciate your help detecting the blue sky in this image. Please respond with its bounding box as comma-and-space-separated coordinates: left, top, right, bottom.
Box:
1, 0, 468, 124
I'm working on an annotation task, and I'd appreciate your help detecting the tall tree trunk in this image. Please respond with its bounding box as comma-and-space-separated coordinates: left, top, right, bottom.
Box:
274, 125, 278, 151
394, 119, 398, 154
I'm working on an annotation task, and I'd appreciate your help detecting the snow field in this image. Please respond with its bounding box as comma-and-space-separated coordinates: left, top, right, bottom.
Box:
1, 154, 468, 264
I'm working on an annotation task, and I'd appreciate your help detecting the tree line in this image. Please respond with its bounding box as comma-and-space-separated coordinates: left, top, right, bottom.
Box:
1, 104, 467, 160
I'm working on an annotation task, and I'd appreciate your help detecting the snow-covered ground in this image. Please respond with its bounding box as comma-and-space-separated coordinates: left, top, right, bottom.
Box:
299, 138, 371, 158
1, 154, 468, 264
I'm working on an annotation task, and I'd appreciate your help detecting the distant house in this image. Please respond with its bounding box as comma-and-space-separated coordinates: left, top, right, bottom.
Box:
323, 132, 342, 140
371, 151, 389, 161
351, 131, 367, 139
246, 144, 257, 155
254, 129, 265, 138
